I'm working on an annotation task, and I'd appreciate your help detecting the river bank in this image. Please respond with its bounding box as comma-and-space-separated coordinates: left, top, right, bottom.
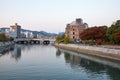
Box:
0, 42, 15, 54
54, 43, 120, 61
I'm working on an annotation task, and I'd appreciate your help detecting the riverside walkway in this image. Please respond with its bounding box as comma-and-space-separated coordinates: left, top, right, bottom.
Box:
64, 44, 120, 55
54, 43, 120, 61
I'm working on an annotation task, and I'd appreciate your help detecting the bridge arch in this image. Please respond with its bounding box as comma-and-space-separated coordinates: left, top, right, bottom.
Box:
43, 40, 50, 45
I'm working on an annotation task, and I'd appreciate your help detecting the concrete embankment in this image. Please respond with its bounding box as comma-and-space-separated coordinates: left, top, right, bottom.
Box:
54, 43, 120, 61
0, 42, 14, 53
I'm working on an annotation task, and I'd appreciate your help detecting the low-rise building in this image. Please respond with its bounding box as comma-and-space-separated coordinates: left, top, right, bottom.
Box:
0, 28, 10, 34
26, 32, 34, 38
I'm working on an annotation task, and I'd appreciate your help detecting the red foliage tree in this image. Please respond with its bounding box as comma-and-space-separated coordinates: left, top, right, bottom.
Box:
95, 39, 102, 45
114, 30, 120, 40
80, 26, 107, 44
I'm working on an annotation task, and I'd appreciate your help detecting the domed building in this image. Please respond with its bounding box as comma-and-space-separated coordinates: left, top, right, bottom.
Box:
65, 18, 88, 42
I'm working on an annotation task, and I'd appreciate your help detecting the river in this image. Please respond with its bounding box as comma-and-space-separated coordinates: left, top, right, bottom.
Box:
0, 44, 120, 80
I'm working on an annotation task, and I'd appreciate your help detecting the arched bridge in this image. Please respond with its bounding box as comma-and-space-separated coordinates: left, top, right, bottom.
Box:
14, 38, 55, 45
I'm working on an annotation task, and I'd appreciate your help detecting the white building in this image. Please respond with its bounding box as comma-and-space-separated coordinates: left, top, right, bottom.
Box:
24, 31, 34, 38
37, 33, 44, 38
9, 23, 21, 38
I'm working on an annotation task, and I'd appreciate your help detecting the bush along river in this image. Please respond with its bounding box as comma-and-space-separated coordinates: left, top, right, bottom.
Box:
0, 44, 120, 80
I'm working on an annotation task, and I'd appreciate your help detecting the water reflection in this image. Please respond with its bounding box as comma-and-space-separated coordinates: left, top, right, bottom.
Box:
0, 45, 21, 61
0, 46, 14, 58
0, 44, 35, 62
11, 45, 21, 61
0, 45, 119, 80
56, 48, 120, 80
56, 48, 62, 57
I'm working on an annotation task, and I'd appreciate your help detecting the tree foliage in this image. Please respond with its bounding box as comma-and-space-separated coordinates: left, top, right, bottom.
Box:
106, 20, 120, 43
55, 34, 70, 44
64, 35, 70, 44
80, 26, 107, 41
55, 35, 64, 43
114, 30, 120, 40
0, 33, 13, 42
0, 33, 6, 41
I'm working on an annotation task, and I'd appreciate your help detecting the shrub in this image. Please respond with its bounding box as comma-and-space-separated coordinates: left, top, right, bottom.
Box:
64, 36, 70, 44
95, 39, 102, 45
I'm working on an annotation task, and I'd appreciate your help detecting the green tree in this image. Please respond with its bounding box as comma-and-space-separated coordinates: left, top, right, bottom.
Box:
115, 30, 120, 40
106, 20, 120, 43
114, 30, 120, 44
0, 33, 14, 42
55, 35, 65, 43
64, 35, 70, 44
0, 33, 6, 42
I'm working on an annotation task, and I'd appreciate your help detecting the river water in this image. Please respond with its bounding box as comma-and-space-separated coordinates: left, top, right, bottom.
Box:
0, 44, 120, 80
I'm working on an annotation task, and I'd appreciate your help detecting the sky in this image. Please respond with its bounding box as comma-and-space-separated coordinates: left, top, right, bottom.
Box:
0, 0, 120, 33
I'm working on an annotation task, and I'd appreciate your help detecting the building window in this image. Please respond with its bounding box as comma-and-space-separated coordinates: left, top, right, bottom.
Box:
73, 32, 75, 35
73, 36, 75, 39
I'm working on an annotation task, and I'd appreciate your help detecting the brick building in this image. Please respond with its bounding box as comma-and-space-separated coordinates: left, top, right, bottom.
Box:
65, 18, 88, 41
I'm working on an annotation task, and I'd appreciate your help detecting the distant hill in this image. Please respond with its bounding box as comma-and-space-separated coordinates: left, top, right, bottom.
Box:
0, 27, 64, 37
58, 32, 65, 36
21, 29, 58, 37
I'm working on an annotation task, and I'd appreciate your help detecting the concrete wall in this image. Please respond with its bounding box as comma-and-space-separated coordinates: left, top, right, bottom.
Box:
54, 43, 120, 61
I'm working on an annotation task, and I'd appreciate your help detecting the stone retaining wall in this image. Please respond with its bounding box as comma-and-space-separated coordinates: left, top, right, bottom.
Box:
0, 42, 14, 53
54, 43, 120, 61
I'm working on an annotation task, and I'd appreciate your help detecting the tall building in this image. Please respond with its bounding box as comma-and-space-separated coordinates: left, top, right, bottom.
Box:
65, 18, 88, 41
9, 23, 21, 38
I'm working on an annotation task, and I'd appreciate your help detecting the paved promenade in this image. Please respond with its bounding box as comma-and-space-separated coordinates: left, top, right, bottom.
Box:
61, 44, 120, 55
